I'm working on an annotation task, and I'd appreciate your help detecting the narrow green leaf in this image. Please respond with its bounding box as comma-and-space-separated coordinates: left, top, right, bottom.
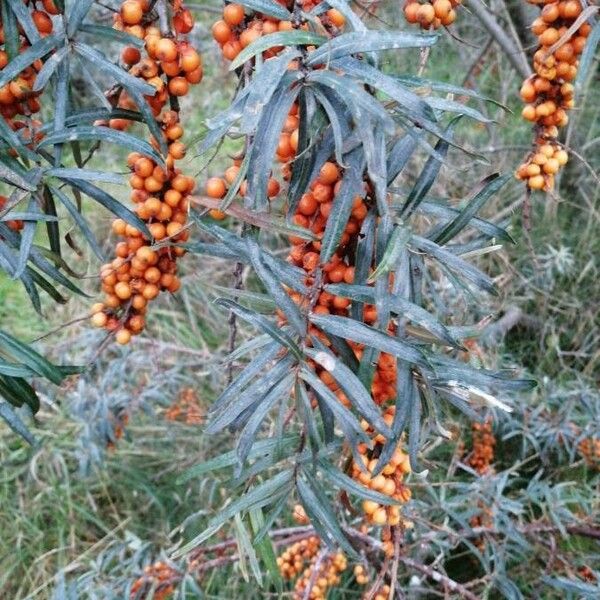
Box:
172, 470, 293, 557
368, 223, 411, 283
239, 0, 292, 20
229, 31, 326, 70
67, 0, 95, 37
297, 471, 358, 558
73, 42, 156, 96
78, 24, 145, 47
306, 30, 438, 66
434, 174, 511, 245
63, 178, 151, 239
310, 313, 428, 366
0, 34, 61, 88
215, 299, 302, 360
0, 400, 36, 444
5, 0, 40, 43
305, 344, 393, 437
38, 126, 162, 164
0, 329, 64, 385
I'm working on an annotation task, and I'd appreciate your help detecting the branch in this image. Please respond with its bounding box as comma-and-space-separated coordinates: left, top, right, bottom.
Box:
467, 0, 532, 79
398, 556, 481, 600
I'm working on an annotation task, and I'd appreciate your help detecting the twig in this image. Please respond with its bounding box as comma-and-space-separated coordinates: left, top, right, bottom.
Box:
398, 556, 481, 600
467, 0, 532, 79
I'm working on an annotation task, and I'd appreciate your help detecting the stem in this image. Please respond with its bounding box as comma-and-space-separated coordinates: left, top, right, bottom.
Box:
467, 0, 532, 79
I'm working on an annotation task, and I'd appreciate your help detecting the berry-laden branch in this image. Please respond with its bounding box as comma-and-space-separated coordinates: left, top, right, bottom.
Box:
204, 2, 417, 597
0, 0, 61, 234
516, 0, 592, 191
90, 0, 202, 344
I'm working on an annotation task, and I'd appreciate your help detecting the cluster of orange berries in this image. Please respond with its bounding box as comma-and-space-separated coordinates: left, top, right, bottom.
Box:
403, 0, 459, 29
211, 1, 345, 62
106, 410, 129, 450
107, 0, 201, 130
204, 155, 281, 220
577, 436, 600, 470
277, 535, 322, 580
355, 563, 392, 597
0, 1, 58, 153
130, 561, 178, 600
516, 0, 591, 190
468, 419, 496, 475
165, 387, 204, 424
293, 551, 348, 600
351, 409, 412, 530
91, 1, 200, 344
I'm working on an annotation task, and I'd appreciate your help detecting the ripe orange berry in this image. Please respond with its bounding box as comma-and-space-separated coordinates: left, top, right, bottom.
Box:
116, 329, 132, 345
122, 46, 141, 65
206, 177, 227, 198
318, 162, 340, 185
416, 4, 435, 25
115, 281, 132, 300
212, 20, 232, 44
32, 10, 53, 34
209, 209, 227, 220
169, 141, 186, 160
327, 8, 346, 27
42, 0, 60, 14
168, 76, 189, 97
433, 0, 452, 18
156, 38, 179, 62
223, 4, 245, 26
121, 0, 143, 25
180, 47, 202, 72
91, 312, 108, 328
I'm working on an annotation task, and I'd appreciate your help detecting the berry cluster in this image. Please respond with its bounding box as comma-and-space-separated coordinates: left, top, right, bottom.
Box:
106, 410, 129, 450
204, 157, 280, 220
351, 410, 412, 528
0, 1, 58, 156
130, 561, 178, 600
468, 418, 496, 475
293, 552, 348, 600
91, 1, 201, 344
577, 436, 600, 470
366, 584, 392, 600
211, 1, 345, 62
403, 0, 459, 29
516, 0, 591, 190
106, 0, 201, 130
277, 536, 321, 580
165, 387, 204, 424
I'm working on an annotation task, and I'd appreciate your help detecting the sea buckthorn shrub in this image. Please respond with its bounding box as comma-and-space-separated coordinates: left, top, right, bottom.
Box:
172, 0, 534, 597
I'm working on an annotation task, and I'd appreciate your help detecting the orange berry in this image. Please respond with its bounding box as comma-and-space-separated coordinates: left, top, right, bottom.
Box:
168, 76, 189, 97
223, 4, 245, 26
115, 281, 132, 300
116, 328, 132, 345
318, 162, 339, 185
122, 46, 141, 65
212, 20, 232, 44
121, 1, 143, 25
156, 38, 179, 62
206, 177, 227, 198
